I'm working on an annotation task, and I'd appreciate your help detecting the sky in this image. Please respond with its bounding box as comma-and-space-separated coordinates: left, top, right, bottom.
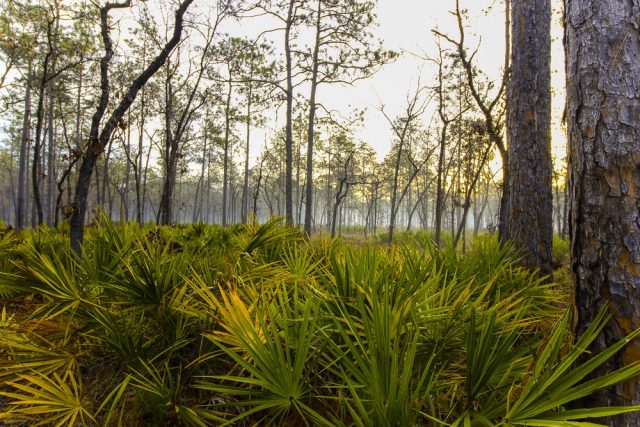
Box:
0, 0, 565, 171
216, 0, 567, 166
333, 0, 566, 163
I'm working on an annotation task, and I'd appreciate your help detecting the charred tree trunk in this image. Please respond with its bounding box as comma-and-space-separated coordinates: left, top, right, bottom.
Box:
566, 0, 640, 423
507, 0, 553, 278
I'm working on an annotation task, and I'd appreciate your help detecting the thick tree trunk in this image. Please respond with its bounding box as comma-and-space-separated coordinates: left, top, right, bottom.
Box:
566, 0, 640, 424
507, 0, 553, 278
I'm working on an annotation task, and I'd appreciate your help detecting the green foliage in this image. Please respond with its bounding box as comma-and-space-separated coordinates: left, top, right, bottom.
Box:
552, 234, 571, 267
0, 219, 638, 426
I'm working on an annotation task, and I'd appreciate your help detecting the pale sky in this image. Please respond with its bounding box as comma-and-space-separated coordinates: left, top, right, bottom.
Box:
4, 0, 564, 170
330, 0, 566, 163
219, 0, 567, 165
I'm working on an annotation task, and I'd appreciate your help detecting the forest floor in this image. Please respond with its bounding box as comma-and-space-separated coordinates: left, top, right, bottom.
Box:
3, 218, 626, 427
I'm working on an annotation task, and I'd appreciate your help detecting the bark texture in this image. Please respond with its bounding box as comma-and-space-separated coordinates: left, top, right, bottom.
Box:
566, 1, 640, 424
507, 0, 553, 278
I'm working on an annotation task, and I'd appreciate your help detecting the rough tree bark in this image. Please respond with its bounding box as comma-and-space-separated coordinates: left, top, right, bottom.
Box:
507, 0, 553, 278
566, 0, 640, 424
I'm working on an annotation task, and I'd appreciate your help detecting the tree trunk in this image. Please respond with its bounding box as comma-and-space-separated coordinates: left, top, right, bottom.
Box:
159, 63, 177, 226
70, 0, 193, 253
16, 67, 32, 230
32, 49, 52, 227
122, 111, 132, 220
304, 0, 321, 236
222, 78, 232, 226
46, 86, 56, 226
134, 43, 147, 226
434, 124, 447, 246
284, 0, 295, 226
566, 0, 640, 423
241, 83, 252, 223
507, 0, 553, 278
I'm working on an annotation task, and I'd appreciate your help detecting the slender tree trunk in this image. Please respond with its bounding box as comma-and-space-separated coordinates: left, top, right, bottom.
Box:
507, 0, 552, 277
434, 120, 448, 246
33, 45, 52, 227
46, 86, 56, 226
142, 136, 152, 224
241, 83, 252, 223
566, 0, 640, 423
135, 46, 146, 226
70, 0, 194, 253
16, 66, 32, 230
454, 147, 491, 247
284, 0, 295, 226
159, 63, 177, 226
194, 112, 208, 223
122, 111, 132, 220
304, 1, 322, 235
499, 0, 512, 244
222, 78, 232, 226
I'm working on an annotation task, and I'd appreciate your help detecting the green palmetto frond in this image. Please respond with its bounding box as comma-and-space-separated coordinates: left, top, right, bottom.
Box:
504, 309, 640, 426
197, 284, 333, 426
124, 360, 209, 427
0, 371, 95, 427
321, 274, 440, 427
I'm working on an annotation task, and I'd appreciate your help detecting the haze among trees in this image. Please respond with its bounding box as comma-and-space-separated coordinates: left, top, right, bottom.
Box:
1, 0, 640, 425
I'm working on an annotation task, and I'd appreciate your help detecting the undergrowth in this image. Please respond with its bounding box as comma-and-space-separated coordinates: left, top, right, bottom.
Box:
0, 215, 638, 426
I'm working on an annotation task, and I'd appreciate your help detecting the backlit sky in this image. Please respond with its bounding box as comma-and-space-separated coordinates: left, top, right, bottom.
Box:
217, 0, 567, 166
106, 0, 567, 170
337, 0, 565, 164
